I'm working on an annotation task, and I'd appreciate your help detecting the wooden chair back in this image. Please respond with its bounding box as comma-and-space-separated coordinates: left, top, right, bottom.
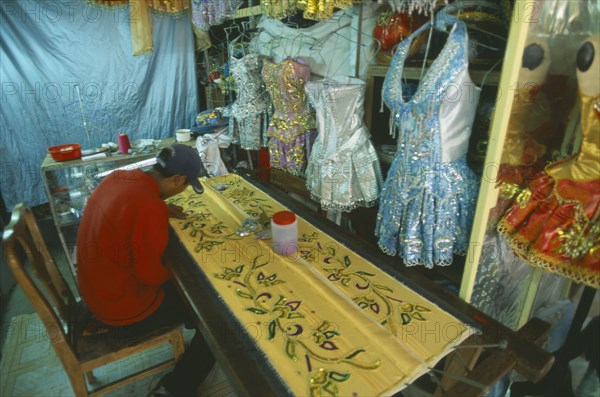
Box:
2, 204, 185, 397
2, 203, 81, 368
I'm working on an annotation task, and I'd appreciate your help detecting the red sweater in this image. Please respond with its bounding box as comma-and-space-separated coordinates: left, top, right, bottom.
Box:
77, 169, 171, 326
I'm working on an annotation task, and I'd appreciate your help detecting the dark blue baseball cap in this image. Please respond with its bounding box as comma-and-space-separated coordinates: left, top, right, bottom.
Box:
156, 144, 206, 194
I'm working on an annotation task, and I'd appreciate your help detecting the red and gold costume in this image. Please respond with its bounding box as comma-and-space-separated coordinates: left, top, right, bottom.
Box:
498, 91, 600, 288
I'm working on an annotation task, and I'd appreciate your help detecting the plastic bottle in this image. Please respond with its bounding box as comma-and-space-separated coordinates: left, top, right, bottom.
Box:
271, 211, 298, 256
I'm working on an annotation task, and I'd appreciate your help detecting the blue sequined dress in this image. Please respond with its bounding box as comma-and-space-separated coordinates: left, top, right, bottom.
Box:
375, 21, 480, 267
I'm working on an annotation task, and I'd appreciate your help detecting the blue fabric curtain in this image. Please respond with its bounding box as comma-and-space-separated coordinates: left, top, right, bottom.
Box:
0, 0, 198, 210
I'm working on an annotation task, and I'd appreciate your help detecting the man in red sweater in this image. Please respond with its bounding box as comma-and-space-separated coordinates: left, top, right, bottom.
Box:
77, 144, 214, 396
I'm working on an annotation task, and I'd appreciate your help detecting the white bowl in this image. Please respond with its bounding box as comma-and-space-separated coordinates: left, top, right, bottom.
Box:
175, 129, 192, 142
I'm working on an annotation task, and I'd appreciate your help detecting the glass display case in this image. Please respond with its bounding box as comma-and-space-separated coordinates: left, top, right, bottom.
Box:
40, 138, 183, 277
460, 0, 599, 340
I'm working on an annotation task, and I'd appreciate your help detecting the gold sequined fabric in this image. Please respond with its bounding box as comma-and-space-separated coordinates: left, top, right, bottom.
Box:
298, 0, 356, 20
145, 0, 188, 13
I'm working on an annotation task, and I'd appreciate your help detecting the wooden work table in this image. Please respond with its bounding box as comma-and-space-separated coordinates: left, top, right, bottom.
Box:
165, 172, 553, 396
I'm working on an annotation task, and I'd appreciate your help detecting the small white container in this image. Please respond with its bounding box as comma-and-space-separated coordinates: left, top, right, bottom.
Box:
271, 211, 298, 256
176, 129, 192, 142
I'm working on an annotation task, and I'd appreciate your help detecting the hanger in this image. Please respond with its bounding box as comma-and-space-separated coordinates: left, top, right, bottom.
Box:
241, 21, 260, 41
228, 21, 260, 60
225, 19, 242, 45
481, 58, 502, 87
449, 3, 507, 85
284, 19, 299, 29
286, 33, 307, 60
408, 5, 505, 82
267, 36, 283, 59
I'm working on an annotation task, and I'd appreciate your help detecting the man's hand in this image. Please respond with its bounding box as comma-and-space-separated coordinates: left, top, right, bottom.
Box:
167, 204, 186, 219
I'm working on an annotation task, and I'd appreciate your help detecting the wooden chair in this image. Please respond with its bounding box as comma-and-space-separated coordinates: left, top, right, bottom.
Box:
2, 204, 186, 397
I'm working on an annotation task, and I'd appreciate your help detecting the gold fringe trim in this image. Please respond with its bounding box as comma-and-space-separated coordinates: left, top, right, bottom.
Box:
498, 218, 599, 289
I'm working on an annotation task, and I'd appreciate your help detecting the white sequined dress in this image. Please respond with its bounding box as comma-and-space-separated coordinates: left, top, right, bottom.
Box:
305, 76, 383, 212
227, 52, 270, 150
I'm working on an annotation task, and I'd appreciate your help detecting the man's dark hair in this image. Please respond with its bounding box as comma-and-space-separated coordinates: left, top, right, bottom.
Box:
153, 147, 177, 178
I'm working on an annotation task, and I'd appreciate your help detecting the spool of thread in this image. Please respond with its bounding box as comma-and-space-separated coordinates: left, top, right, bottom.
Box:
117, 133, 131, 154
271, 211, 298, 256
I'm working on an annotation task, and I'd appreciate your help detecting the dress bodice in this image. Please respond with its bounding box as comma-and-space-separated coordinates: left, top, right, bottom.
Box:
229, 52, 270, 116
262, 58, 314, 141
306, 76, 369, 162
383, 21, 481, 163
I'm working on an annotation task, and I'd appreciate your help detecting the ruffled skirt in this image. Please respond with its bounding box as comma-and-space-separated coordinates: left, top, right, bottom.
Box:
497, 172, 600, 288
375, 157, 479, 267
305, 139, 382, 212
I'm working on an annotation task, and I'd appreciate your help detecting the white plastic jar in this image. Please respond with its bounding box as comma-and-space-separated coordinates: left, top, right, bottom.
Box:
271, 211, 298, 256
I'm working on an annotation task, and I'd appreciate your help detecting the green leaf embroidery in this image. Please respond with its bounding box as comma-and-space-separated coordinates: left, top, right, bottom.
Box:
356, 271, 375, 276
236, 290, 253, 300
344, 349, 365, 359
328, 371, 350, 382
412, 312, 426, 321
268, 321, 276, 340
401, 313, 412, 325
246, 307, 268, 315
343, 255, 351, 267
285, 340, 298, 361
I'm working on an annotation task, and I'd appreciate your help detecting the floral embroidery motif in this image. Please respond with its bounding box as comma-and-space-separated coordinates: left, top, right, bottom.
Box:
214, 255, 381, 395
168, 194, 243, 253
210, 177, 274, 218
209, 177, 432, 334
298, 237, 431, 333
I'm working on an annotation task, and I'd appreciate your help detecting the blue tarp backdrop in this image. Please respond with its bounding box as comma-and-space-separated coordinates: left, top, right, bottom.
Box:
0, 0, 198, 210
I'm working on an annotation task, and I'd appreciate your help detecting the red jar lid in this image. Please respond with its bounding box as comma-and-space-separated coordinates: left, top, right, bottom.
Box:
272, 211, 296, 225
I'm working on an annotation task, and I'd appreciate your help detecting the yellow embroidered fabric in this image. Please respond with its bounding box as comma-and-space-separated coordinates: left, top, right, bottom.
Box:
168, 174, 474, 396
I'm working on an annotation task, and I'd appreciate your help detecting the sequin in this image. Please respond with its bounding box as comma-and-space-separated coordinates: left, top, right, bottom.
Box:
376, 22, 480, 268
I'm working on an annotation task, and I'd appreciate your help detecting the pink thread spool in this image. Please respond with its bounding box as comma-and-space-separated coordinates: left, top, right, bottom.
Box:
117, 133, 131, 154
